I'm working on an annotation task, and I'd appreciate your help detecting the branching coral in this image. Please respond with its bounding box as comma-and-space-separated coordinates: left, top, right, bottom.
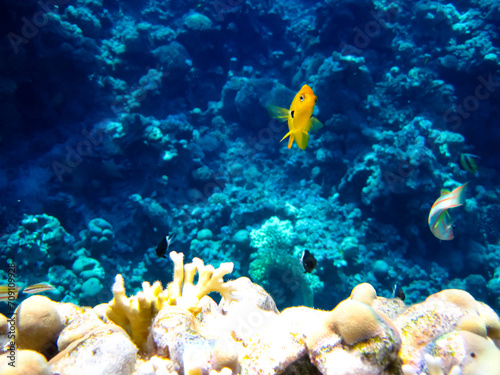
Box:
106, 275, 166, 351
106, 251, 239, 351
167, 251, 239, 314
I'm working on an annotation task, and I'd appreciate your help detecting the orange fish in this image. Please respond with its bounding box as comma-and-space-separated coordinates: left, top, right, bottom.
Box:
267, 84, 323, 150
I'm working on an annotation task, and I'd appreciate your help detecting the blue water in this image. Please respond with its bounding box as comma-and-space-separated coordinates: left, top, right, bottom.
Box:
0, 0, 499, 316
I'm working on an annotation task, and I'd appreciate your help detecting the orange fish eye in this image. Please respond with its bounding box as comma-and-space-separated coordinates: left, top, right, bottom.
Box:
300, 95, 304, 101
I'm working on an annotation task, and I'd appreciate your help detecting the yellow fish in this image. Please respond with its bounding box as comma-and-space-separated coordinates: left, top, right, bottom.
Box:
460, 153, 480, 177
267, 84, 323, 150
0, 285, 20, 302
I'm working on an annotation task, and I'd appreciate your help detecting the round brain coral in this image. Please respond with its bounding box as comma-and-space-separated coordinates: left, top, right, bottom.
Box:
329, 300, 383, 345
457, 316, 487, 338
350, 283, 377, 306
429, 289, 478, 314
15, 295, 64, 356
0, 349, 51, 375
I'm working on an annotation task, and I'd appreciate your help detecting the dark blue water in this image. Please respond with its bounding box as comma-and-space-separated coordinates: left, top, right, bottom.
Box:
0, 0, 499, 316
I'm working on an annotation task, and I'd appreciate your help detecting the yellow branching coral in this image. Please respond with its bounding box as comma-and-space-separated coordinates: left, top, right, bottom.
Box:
167, 251, 239, 314
106, 251, 239, 351
106, 274, 166, 351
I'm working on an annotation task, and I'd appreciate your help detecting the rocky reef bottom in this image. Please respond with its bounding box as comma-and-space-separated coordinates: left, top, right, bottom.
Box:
1, 251, 500, 375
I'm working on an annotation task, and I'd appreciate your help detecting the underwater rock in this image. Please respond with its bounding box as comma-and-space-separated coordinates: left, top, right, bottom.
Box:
153, 42, 192, 78
0, 214, 74, 269
72, 256, 105, 280
197, 228, 214, 241
64, 6, 102, 38
88, 219, 114, 253
49, 325, 137, 375
183, 12, 213, 31
80, 277, 104, 302
232, 230, 250, 247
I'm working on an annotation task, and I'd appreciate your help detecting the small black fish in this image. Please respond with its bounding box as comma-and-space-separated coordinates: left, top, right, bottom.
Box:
301, 250, 317, 273
393, 284, 405, 301
155, 234, 175, 258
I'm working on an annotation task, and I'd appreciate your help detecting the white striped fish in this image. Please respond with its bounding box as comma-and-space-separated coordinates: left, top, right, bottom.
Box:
22, 282, 55, 294
0, 282, 55, 303
428, 182, 468, 240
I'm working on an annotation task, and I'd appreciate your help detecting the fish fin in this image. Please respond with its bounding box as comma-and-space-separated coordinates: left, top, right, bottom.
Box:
451, 182, 469, 205
295, 131, 309, 150
288, 134, 294, 148
433, 211, 447, 229
464, 153, 480, 159
280, 130, 293, 143
309, 117, 324, 132
167, 233, 176, 246
267, 105, 289, 121
440, 189, 451, 196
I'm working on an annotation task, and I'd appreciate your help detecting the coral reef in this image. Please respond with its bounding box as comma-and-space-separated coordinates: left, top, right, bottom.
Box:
1, 0, 500, 371
2, 253, 500, 374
